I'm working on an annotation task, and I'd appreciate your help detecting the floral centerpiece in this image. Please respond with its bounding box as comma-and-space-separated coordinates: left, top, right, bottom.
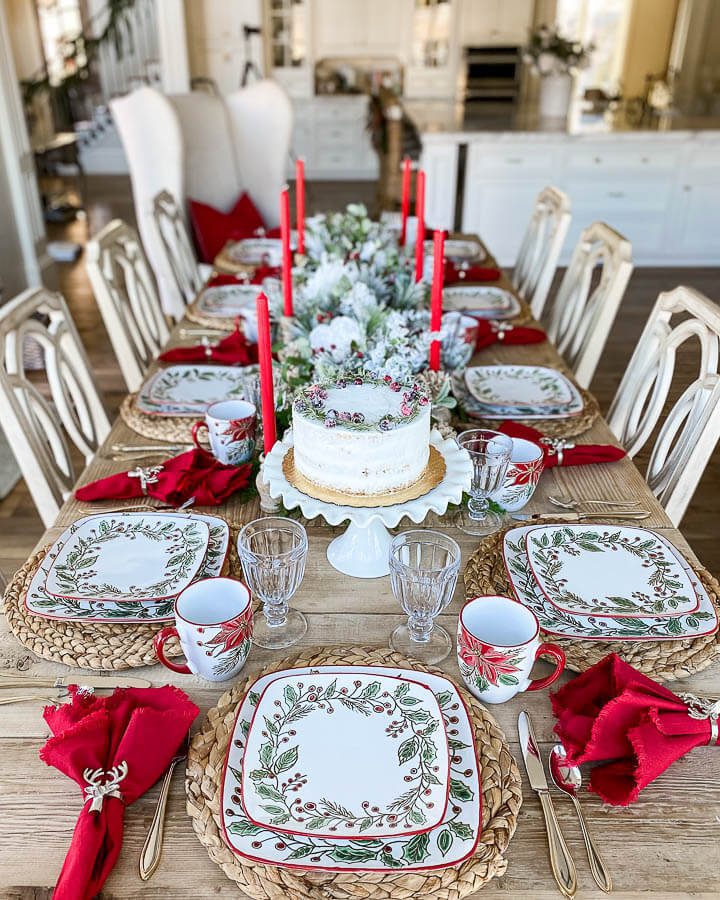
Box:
523, 24, 593, 119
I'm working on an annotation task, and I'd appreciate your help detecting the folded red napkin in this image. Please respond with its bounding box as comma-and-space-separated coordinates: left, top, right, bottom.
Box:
445, 260, 501, 285
159, 325, 258, 365
475, 319, 546, 351
551, 653, 718, 805
189, 191, 267, 262
207, 265, 281, 286
497, 421, 626, 467
75, 448, 252, 506
41, 685, 198, 899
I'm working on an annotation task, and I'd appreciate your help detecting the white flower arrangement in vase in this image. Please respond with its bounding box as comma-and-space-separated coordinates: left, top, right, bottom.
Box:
523, 25, 593, 119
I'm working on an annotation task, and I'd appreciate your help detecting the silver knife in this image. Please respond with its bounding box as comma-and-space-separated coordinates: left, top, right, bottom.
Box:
518, 711, 577, 898
0, 673, 152, 690
511, 511, 649, 522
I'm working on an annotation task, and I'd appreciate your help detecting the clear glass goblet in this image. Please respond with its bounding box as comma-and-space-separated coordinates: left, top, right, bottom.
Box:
237, 516, 308, 650
388, 529, 461, 665
456, 429, 513, 536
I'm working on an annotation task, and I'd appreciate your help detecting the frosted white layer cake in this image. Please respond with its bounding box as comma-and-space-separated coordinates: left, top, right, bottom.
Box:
292, 373, 431, 495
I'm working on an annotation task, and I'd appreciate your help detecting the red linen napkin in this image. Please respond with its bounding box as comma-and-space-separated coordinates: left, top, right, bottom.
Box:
551, 653, 718, 805
497, 421, 626, 467
189, 191, 267, 262
40, 685, 198, 899
75, 448, 252, 506
159, 325, 258, 365
444, 260, 501, 284
474, 319, 546, 351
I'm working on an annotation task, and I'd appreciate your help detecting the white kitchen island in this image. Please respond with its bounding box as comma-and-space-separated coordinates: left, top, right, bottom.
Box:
417, 105, 720, 266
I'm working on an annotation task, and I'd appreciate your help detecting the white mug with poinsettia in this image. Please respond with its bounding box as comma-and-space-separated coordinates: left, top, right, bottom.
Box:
492, 437, 544, 512
192, 399, 256, 466
154, 577, 253, 682
457, 595, 565, 704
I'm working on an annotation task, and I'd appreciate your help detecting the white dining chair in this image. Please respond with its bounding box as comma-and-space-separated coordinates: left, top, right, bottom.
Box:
0, 288, 110, 527
545, 222, 634, 389
86, 219, 170, 392
111, 86, 187, 320
513, 186, 571, 319
152, 190, 208, 312
607, 286, 720, 526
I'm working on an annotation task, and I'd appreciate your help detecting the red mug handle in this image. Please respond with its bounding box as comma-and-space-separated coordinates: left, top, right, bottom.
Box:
191, 421, 208, 450
154, 626, 191, 674
527, 643, 566, 692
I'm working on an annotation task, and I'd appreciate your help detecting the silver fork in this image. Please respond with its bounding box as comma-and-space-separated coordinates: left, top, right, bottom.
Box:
548, 494, 644, 511
139, 737, 188, 880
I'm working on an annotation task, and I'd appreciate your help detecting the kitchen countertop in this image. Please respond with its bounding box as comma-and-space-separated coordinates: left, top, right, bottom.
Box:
405, 98, 720, 140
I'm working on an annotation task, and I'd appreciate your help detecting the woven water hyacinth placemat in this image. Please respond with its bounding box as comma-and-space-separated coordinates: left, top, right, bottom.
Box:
186, 645, 522, 900
120, 394, 196, 442
3, 539, 240, 670
463, 521, 720, 681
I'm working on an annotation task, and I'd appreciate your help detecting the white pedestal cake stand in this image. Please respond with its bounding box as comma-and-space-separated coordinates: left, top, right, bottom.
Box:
263, 429, 472, 578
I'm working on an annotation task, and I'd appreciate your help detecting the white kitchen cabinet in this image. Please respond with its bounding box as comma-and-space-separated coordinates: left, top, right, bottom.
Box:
457, 0, 534, 46
313, 0, 411, 57
289, 97, 378, 180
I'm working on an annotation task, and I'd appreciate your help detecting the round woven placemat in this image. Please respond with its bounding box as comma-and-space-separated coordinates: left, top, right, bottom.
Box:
463, 520, 720, 681
120, 394, 197, 442
3, 540, 239, 670
185, 304, 237, 330
186, 645, 522, 900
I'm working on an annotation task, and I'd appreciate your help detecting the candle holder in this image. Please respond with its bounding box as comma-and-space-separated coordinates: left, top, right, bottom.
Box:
256, 458, 282, 513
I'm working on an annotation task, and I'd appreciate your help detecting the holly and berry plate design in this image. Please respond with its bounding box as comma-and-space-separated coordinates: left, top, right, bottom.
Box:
226, 238, 284, 267
45, 513, 209, 602
525, 524, 700, 619
136, 365, 249, 416
25, 513, 229, 622
196, 285, 259, 318
502, 524, 718, 641
464, 366, 583, 415
442, 286, 521, 321
240, 672, 450, 840
221, 665, 481, 872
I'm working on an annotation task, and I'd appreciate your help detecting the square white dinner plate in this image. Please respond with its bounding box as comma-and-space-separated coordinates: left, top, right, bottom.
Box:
221, 664, 482, 873
424, 238, 486, 262
25, 513, 229, 623
196, 284, 260, 318
44, 512, 210, 602
503, 524, 718, 641
240, 671, 450, 840
464, 365, 581, 410
525, 524, 700, 619
136, 365, 249, 416
442, 286, 521, 321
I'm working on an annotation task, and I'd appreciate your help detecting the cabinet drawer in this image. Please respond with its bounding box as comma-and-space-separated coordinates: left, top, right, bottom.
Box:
565, 180, 672, 213
321, 125, 362, 146
566, 147, 678, 173
469, 147, 557, 174
313, 147, 358, 169
314, 99, 367, 123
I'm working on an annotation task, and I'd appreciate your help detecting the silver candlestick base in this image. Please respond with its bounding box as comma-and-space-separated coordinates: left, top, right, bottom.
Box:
256, 459, 282, 513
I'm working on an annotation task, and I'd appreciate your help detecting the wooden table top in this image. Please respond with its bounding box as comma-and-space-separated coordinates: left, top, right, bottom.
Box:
1, 253, 718, 899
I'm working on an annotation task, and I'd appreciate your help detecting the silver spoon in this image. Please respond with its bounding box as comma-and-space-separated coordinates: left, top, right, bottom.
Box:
550, 744, 612, 893
548, 494, 642, 510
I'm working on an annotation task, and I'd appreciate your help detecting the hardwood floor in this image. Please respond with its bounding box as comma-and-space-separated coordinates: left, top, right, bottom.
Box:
2, 174, 718, 578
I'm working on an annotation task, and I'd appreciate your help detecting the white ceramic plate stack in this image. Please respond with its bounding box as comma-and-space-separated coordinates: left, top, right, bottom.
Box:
462, 365, 584, 420
221, 664, 483, 872
225, 235, 297, 268
502, 523, 719, 641
24, 512, 229, 623
196, 285, 260, 340
136, 365, 252, 417
442, 286, 521, 321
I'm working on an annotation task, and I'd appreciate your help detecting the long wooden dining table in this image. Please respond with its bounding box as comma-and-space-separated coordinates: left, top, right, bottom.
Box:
1, 245, 719, 899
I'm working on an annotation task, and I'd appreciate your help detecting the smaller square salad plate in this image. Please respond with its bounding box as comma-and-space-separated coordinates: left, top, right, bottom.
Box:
463, 365, 583, 418
196, 284, 260, 318
442, 286, 521, 320
221, 664, 482, 872
136, 364, 249, 416
225, 237, 295, 267
525, 524, 701, 619
44, 512, 210, 602
240, 671, 450, 840
502, 524, 718, 641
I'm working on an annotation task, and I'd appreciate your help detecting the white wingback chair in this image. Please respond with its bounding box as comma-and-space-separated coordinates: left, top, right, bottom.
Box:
86, 219, 170, 392
545, 222, 634, 389
111, 87, 186, 319
226, 80, 293, 229
0, 288, 110, 526
607, 286, 720, 525
513, 186, 571, 319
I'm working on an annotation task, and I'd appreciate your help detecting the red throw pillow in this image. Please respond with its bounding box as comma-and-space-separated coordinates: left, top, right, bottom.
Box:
188, 191, 267, 262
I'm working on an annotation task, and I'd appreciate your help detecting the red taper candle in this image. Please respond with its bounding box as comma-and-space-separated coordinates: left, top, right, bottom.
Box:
400, 157, 411, 247
429, 229, 444, 371
296, 158, 305, 255
414, 169, 425, 283
280, 186, 293, 316
255, 292, 277, 453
